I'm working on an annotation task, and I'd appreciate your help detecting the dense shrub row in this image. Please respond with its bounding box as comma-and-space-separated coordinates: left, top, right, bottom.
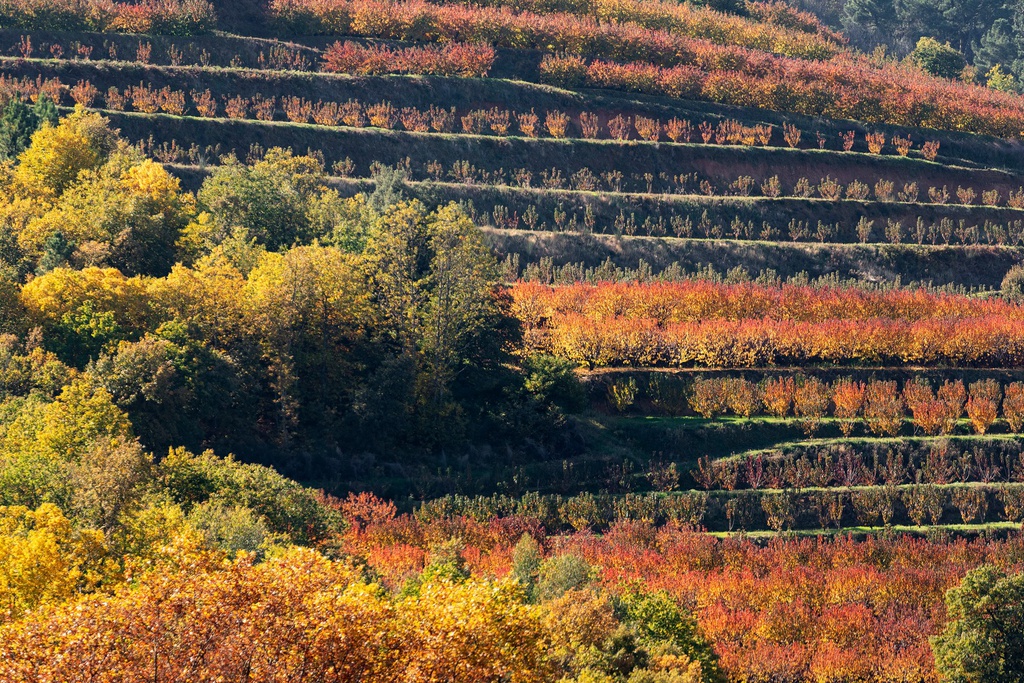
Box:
270, 0, 839, 60
409, 484, 1024, 532
534, 316, 1024, 367
541, 54, 1024, 139
660, 376, 1023, 437
442, 0, 844, 56
745, 0, 839, 40
514, 279, 1024, 326
321, 39, 494, 76
259, 0, 1024, 137
697, 439, 1024, 491
0, 0, 216, 34
513, 280, 1024, 368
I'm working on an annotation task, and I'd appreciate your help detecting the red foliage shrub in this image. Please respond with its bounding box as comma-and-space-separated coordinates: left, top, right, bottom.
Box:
322, 40, 494, 77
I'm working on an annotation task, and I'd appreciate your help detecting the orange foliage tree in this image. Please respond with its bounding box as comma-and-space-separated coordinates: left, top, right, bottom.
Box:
0, 547, 551, 683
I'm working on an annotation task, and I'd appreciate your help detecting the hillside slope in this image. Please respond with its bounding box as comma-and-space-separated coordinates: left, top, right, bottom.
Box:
0, 4, 1023, 683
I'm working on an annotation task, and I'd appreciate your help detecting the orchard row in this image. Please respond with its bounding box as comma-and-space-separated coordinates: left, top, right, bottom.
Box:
0, 0, 215, 35
14, 72, 952, 158
272, 0, 840, 63
513, 280, 1024, 367
403, 485, 1024, 533
512, 280, 1024, 325
695, 440, 1024, 491
265, 0, 1024, 137
674, 376, 1018, 437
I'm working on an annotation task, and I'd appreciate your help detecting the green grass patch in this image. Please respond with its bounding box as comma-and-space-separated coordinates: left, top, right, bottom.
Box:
725, 431, 1024, 461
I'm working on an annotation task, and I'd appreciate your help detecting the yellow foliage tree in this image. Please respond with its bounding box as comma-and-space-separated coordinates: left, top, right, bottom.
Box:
20, 266, 154, 337
242, 245, 372, 440
150, 259, 247, 342
13, 108, 113, 200
0, 503, 109, 622
19, 157, 195, 272
0, 379, 146, 522
244, 245, 370, 342
397, 578, 552, 683
2, 378, 132, 463
543, 588, 618, 671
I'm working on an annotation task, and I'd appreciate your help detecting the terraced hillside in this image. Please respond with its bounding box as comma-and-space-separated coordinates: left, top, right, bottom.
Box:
2, 2, 1024, 683
2, 0, 1023, 511
1, 0, 1023, 519
4, 0, 1024, 289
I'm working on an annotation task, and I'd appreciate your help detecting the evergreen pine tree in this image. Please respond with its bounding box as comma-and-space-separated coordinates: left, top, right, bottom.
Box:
368, 166, 407, 214
32, 94, 59, 129
36, 231, 75, 275
0, 96, 38, 160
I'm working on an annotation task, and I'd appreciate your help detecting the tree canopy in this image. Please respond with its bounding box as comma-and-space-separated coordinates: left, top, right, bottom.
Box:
932, 566, 1024, 683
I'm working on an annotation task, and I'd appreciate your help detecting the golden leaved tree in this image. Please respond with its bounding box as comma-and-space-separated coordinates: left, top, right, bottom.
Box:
0, 548, 553, 683
0, 503, 111, 622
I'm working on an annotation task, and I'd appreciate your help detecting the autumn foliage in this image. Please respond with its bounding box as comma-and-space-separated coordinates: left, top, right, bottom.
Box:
513, 280, 1024, 367
263, 0, 1024, 137
539, 53, 1024, 137
0, 77, 1020, 683
272, 0, 841, 59
0, 0, 216, 34
322, 40, 495, 77
4, 495, 1023, 683
0, 547, 550, 683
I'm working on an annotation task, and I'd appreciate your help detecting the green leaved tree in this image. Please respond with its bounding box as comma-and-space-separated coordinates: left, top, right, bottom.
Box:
932, 566, 1024, 683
